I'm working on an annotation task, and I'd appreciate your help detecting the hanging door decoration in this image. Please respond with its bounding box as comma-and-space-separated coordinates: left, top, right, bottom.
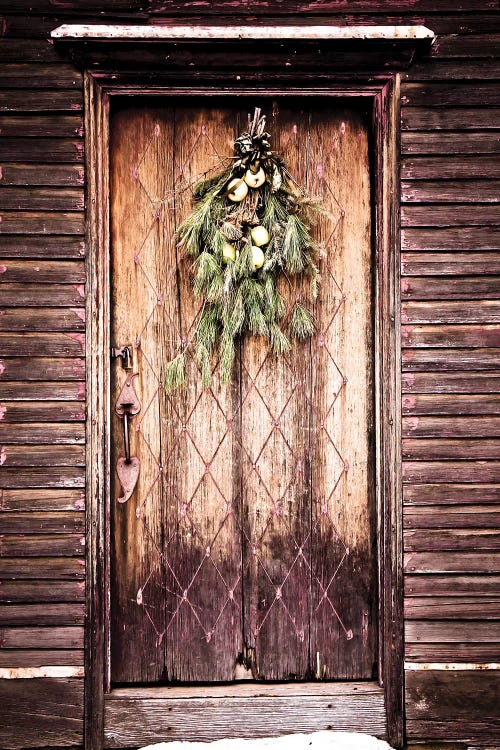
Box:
165, 107, 322, 390
110, 103, 376, 685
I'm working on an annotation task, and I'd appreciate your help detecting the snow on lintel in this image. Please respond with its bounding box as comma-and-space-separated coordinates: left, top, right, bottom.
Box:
51, 24, 435, 44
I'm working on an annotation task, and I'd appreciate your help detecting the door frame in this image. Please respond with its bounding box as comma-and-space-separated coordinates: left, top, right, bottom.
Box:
84, 71, 402, 749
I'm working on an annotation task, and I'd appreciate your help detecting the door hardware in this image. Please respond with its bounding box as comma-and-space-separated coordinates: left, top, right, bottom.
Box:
115, 372, 141, 503
112, 345, 133, 370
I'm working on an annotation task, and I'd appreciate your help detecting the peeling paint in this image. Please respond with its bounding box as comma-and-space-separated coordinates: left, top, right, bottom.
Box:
75, 284, 85, 298
71, 307, 86, 323
0, 360, 5, 376
0, 405, 6, 421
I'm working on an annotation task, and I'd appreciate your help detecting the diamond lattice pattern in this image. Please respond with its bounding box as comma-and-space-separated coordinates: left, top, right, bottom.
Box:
111, 106, 374, 683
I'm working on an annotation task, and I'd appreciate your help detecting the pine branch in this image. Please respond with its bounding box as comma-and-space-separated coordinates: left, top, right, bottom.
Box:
290, 303, 315, 340
164, 352, 186, 392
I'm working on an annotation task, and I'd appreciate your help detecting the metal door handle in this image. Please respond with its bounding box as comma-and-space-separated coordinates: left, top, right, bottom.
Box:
115, 373, 141, 504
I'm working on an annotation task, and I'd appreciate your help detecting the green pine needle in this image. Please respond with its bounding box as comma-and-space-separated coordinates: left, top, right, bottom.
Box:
164, 352, 186, 392
290, 303, 316, 340
269, 323, 291, 355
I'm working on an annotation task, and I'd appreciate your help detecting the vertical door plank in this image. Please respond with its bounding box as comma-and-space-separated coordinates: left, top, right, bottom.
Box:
241, 105, 312, 680
110, 108, 169, 682
308, 108, 376, 680
163, 105, 242, 682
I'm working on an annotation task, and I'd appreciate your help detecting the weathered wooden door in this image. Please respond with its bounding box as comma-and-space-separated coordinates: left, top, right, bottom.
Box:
109, 101, 376, 685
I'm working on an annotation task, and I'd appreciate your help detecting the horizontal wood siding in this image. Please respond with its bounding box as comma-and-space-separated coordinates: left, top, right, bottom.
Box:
0, 9, 85, 750
400, 11, 500, 746
0, 3, 499, 749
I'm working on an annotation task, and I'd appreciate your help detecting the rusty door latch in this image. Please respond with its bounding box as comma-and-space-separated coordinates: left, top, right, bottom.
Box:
114, 371, 141, 504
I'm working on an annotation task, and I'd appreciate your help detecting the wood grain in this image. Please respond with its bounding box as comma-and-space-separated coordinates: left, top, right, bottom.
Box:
109, 106, 167, 683
0, 677, 83, 749
0, 164, 84, 187
0, 603, 84, 626
406, 575, 500, 597
403, 484, 500, 506
402, 372, 500, 394
104, 686, 386, 748
402, 253, 500, 277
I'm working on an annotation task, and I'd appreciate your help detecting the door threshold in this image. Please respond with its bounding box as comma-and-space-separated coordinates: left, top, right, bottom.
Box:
104, 681, 386, 747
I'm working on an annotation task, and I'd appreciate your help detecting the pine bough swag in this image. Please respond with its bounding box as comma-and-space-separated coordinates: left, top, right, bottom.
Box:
165, 109, 322, 390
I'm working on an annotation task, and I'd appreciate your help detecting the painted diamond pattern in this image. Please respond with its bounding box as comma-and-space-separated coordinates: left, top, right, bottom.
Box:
118, 111, 359, 679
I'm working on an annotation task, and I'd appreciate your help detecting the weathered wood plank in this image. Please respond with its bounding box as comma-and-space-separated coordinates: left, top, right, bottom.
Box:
0, 604, 84, 630
103, 688, 387, 748
402, 324, 500, 348
0, 261, 85, 284
0, 649, 84, 667
0, 333, 84, 357
0, 188, 84, 211
0, 402, 85, 422
403, 438, 500, 460
405, 575, 500, 597
401, 156, 500, 180
402, 301, 500, 324
0, 488, 84, 512
0, 164, 84, 187
405, 551, 500, 573
404, 505, 500, 529
404, 60, 500, 81
403, 348, 500, 372
405, 671, 500, 740
405, 643, 500, 661
403, 394, 500, 416
0, 467, 84, 488
402, 253, 500, 277
0, 308, 85, 332
0, 512, 84, 534
402, 108, 500, 132
403, 483, 500, 506
0, 357, 85, 381
402, 227, 500, 251
0, 140, 83, 163
0, 41, 67, 63
0, 211, 84, 235
401, 205, 500, 227
0, 446, 85, 468
110, 106, 168, 684
403, 416, 500, 438
0, 384, 85, 402
404, 529, 500, 551
0, 237, 84, 258
0, 534, 85, 557
402, 278, 500, 300
402, 372, 500, 394
403, 461, 500, 484
405, 596, 500, 619
406, 621, 500, 643
0, 580, 85, 603
0, 626, 84, 649
0, 677, 83, 749
401, 83, 500, 107
0, 115, 83, 136
0, 90, 83, 112
0, 64, 82, 89
0, 557, 84, 579
431, 32, 500, 58
0, 284, 85, 307
401, 133, 500, 155
401, 181, 500, 204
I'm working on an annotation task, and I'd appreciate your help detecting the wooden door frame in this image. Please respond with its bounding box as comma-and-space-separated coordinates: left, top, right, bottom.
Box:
84, 72, 402, 749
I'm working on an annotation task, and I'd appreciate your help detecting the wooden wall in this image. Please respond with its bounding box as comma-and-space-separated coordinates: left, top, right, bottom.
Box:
0, 2, 498, 748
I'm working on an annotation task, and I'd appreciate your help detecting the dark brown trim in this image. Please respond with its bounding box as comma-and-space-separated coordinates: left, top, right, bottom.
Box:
85, 74, 403, 750
84, 71, 110, 750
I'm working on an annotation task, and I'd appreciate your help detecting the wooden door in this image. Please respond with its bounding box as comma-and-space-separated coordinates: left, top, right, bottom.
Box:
109, 101, 376, 685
